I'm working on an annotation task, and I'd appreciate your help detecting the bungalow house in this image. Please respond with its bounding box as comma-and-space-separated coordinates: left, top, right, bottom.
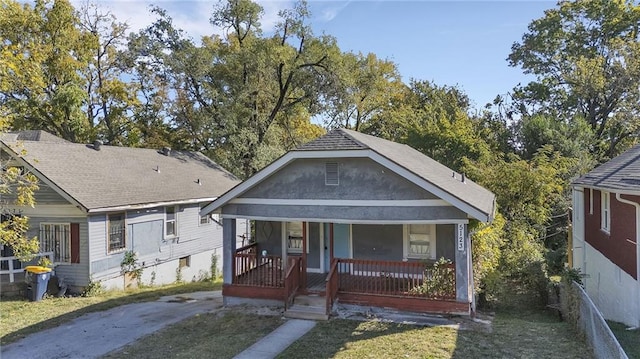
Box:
0, 131, 247, 293
571, 144, 640, 327
201, 128, 495, 318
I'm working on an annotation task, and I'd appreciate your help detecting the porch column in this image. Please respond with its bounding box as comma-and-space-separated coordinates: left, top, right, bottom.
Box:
223, 218, 237, 285
455, 223, 471, 304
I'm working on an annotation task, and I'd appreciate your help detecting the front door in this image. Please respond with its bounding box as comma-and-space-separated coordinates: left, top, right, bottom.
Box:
323, 223, 351, 272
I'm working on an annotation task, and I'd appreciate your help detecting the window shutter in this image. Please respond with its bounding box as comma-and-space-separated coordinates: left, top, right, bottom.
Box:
71, 223, 80, 264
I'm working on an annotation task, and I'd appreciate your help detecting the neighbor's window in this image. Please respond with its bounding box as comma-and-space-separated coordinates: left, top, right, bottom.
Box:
286, 222, 304, 253
199, 205, 211, 225
166, 206, 177, 237
40, 223, 71, 263
108, 214, 126, 253
406, 224, 435, 259
601, 191, 610, 233
179, 255, 191, 268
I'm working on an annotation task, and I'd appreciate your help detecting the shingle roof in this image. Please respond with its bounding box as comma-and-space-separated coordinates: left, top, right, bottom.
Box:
573, 144, 640, 191
295, 128, 496, 220
1, 132, 240, 211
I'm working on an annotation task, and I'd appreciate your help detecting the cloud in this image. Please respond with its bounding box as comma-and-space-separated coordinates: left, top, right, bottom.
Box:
316, 0, 351, 22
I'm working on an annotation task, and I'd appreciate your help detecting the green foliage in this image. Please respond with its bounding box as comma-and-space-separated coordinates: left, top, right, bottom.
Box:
409, 258, 456, 299
120, 250, 143, 284
560, 267, 584, 286
210, 254, 219, 280
81, 276, 104, 297
175, 266, 183, 284
508, 0, 640, 158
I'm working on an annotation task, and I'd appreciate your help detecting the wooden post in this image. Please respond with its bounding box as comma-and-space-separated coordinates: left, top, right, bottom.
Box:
302, 222, 307, 289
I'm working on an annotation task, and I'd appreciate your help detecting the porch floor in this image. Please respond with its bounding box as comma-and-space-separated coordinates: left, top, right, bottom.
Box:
306, 273, 326, 293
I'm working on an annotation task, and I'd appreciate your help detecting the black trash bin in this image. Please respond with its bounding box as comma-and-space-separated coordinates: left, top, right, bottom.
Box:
24, 266, 52, 301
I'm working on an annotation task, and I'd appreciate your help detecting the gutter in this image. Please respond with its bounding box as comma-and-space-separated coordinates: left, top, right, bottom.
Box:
88, 197, 218, 214
615, 193, 640, 327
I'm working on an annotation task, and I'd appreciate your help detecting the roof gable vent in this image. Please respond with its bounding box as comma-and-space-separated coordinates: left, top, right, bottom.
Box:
325, 162, 339, 185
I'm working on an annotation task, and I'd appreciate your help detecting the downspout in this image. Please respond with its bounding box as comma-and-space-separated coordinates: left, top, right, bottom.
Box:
615, 193, 640, 328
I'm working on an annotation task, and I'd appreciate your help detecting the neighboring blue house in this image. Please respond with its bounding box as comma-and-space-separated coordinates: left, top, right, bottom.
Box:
1, 131, 247, 293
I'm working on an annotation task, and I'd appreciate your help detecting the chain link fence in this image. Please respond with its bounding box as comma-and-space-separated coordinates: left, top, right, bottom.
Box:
560, 281, 628, 359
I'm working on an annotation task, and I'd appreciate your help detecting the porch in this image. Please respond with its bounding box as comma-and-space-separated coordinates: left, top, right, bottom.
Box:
224, 242, 467, 316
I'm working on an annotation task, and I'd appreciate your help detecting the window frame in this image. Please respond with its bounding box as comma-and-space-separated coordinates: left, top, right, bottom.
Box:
165, 206, 178, 238
285, 221, 305, 254
107, 213, 126, 253
40, 222, 72, 264
404, 224, 436, 260
601, 191, 610, 233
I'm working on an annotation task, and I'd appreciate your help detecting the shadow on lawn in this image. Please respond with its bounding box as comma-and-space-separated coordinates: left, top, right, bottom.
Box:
1, 281, 220, 346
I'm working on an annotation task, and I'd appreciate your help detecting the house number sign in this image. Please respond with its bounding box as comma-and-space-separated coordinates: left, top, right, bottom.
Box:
457, 224, 465, 251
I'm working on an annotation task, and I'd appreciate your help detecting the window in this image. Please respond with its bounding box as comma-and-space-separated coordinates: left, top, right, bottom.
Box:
108, 214, 126, 252
325, 162, 339, 185
40, 223, 71, 263
199, 205, 211, 225
601, 191, 610, 233
405, 224, 436, 259
286, 222, 304, 253
179, 256, 191, 268
166, 206, 177, 237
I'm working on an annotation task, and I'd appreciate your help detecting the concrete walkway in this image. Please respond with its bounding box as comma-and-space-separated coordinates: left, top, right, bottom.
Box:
233, 319, 317, 359
1, 291, 223, 359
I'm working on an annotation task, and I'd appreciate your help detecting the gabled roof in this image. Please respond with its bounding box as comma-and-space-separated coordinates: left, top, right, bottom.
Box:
1, 132, 240, 212
573, 144, 640, 192
202, 128, 496, 222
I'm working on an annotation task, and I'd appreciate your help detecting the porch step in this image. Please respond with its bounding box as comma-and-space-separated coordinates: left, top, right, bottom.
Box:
285, 295, 328, 321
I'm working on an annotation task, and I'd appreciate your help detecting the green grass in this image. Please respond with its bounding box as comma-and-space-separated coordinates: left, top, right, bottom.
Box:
103, 311, 285, 359
608, 321, 640, 359
277, 309, 593, 359
0, 280, 221, 345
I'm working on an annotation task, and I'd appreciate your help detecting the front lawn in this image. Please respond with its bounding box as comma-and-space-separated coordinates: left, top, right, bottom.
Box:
0, 280, 221, 345
101, 305, 593, 359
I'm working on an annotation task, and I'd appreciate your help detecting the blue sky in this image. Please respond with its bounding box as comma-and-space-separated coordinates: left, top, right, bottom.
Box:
95, 0, 556, 110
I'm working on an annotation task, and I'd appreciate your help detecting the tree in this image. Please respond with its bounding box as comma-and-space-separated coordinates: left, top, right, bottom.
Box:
323, 52, 405, 131
508, 0, 640, 158
0, 0, 92, 142
128, 0, 334, 178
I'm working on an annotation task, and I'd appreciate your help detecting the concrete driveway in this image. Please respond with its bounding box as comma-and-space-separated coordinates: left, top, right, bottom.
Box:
1, 291, 223, 359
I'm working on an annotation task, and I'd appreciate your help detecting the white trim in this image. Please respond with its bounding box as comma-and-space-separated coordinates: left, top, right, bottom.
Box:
319, 223, 325, 273
222, 214, 468, 225
229, 198, 451, 207
92, 197, 217, 214
601, 191, 610, 233
614, 192, 640, 326
589, 188, 594, 215
200, 149, 491, 222
576, 184, 640, 197
5, 204, 85, 218
165, 205, 178, 239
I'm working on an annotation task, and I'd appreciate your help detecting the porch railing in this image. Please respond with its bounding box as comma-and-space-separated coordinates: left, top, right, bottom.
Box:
284, 257, 302, 309
233, 243, 284, 287
334, 258, 456, 300
325, 258, 339, 314
0, 252, 54, 283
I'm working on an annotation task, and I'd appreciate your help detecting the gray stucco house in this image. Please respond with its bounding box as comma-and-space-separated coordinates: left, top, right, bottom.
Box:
1, 131, 247, 292
201, 128, 495, 317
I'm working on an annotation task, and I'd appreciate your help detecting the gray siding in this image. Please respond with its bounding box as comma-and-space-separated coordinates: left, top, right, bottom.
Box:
436, 224, 455, 261
3, 183, 70, 205
26, 216, 90, 287
352, 224, 403, 261
241, 158, 436, 200
90, 203, 242, 281
223, 204, 466, 222
255, 221, 282, 257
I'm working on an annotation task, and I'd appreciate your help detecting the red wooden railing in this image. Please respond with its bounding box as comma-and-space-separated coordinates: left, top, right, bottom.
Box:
284, 257, 302, 309
233, 243, 284, 287
334, 258, 456, 300
325, 258, 339, 314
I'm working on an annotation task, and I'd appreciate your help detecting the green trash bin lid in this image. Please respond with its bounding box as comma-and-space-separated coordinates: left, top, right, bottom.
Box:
25, 266, 52, 274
